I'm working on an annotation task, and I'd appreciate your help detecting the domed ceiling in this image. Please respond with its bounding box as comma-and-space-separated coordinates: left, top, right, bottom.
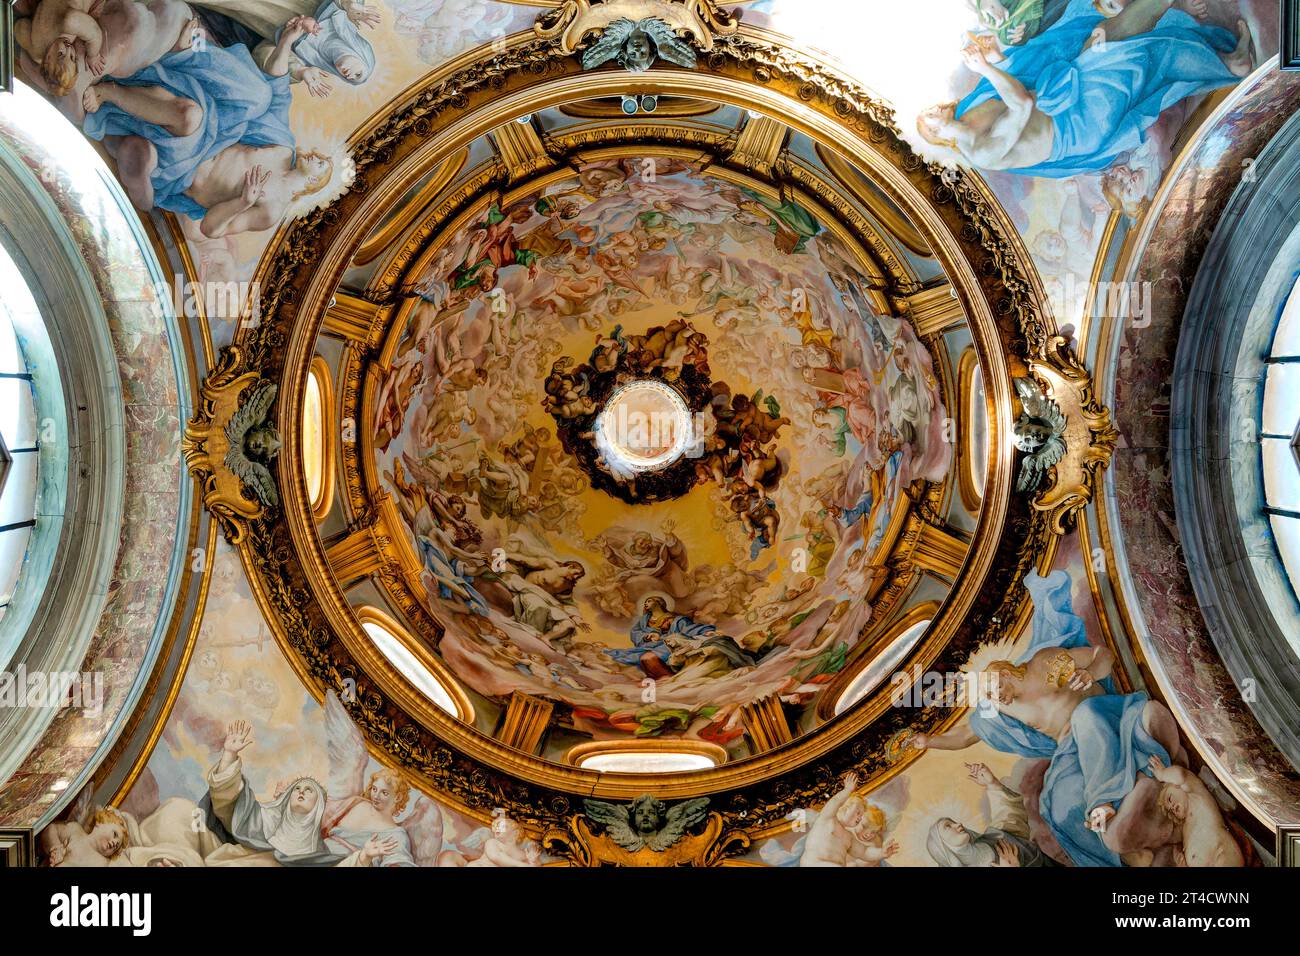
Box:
368, 156, 957, 755
9, 0, 1294, 876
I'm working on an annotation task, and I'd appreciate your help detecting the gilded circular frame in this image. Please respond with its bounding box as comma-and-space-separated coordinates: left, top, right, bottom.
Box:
338, 121, 946, 731
232, 25, 1059, 833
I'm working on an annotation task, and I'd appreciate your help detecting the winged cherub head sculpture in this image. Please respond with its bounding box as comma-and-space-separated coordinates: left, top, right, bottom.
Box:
582, 794, 710, 852
581, 17, 698, 73
1012, 376, 1067, 494
224, 381, 281, 508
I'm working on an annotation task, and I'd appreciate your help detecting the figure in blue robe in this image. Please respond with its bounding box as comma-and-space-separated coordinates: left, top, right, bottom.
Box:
418, 536, 488, 616
605, 598, 718, 668
966, 571, 1169, 866
957, 1, 1242, 178
326, 825, 415, 867
837, 449, 900, 553
82, 43, 294, 219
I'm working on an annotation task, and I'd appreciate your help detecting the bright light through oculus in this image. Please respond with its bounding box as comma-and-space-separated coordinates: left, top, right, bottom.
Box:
835, 620, 931, 716
593, 379, 693, 475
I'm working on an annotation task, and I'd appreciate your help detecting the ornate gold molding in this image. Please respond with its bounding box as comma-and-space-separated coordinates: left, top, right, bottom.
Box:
543, 808, 750, 866
181, 347, 276, 544
497, 692, 555, 755
324, 515, 392, 587
908, 522, 972, 582
956, 346, 984, 515
740, 694, 794, 753
491, 117, 553, 182
898, 284, 964, 339
1022, 336, 1119, 534
729, 113, 787, 176
815, 142, 931, 258
353, 150, 469, 267
0, 829, 35, 867
322, 292, 392, 349
228, 25, 1058, 837
559, 94, 717, 117
535, 0, 739, 58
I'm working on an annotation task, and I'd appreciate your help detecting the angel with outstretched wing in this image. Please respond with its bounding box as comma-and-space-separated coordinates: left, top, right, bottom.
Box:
581, 17, 697, 73
583, 794, 710, 852
648, 796, 709, 850
1012, 377, 1067, 493
224, 381, 281, 507
321, 690, 445, 866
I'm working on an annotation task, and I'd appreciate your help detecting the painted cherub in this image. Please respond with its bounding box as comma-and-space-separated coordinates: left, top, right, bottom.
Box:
320, 690, 446, 866
40, 801, 129, 867
799, 773, 900, 867
441, 814, 543, 867
15, 0, 109, 87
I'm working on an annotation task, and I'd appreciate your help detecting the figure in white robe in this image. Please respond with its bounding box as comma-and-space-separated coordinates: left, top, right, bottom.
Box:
199, 719, 394, 866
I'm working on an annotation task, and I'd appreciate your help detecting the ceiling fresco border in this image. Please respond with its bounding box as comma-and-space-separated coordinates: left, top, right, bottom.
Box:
169, 21, 1118, 839
1091, 62, 1300, 832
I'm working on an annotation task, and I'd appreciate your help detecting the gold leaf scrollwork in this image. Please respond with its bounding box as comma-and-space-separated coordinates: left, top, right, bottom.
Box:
535, 0, 739, 56
541, 811, 751, 866
181, 346, 277, 544
1022, 335, 1119, 534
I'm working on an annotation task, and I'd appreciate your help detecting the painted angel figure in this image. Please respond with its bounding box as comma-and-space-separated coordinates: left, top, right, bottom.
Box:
1011, 376, 1066, 493
39, 784, 205, 867
320, 689, 446, 866
798, 772, 903, 867
581, 17, 697, 72
39, 786, 131, 867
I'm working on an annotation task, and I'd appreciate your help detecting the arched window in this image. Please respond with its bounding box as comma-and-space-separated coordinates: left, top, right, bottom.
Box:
834, 617, 932, 716
356, 606, 472, 721
957, 347, 986, 513
302, 357, 336, 520
0, 244, 41, 628
564, 740, 727, 773
1261, 273, 1300, 597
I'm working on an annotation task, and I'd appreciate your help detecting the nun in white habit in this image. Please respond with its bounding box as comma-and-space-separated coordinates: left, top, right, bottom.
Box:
200, 720, 394, 866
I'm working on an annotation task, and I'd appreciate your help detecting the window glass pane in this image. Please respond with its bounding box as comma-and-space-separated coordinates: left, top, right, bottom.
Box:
835, 620, 929, 715
1263, 363, 1300, 437
1274, 273, 1300, 357
0, 525, 33, 615
578, 752, 716, 773
1262, 438, 1300, 513
362, 620, 458, 716
0, 378, 38, 451
1269, 516, 1300, 603
0, 311, 20, 376
0, 446, 38, 527
302, 371, 324, 508
967, 364, 986, 496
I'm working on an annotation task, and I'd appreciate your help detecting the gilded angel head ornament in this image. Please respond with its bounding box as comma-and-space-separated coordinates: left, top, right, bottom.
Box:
582, 794, 710, 851
581, 17, 698, 72
1012, 376, 1067, 494
223, 381, 281, 507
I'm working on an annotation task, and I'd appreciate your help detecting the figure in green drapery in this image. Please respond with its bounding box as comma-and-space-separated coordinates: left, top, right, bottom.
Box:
736, 188, 821, 254
449, 202, 539, 290
967, 0, 1071, 47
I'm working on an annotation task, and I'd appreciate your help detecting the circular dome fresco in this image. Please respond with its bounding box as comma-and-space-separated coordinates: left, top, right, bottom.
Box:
366, 158, 957, 758
229, 32, 1056, 824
